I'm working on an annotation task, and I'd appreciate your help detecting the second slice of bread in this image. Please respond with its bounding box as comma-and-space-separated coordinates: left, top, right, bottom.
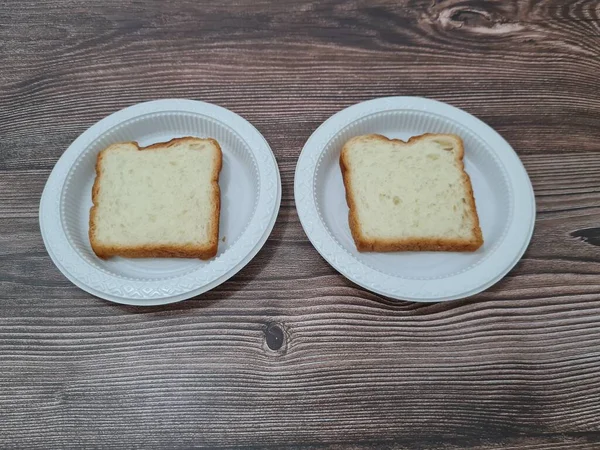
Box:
89, 137, 222, 260
340, 133, 483, 252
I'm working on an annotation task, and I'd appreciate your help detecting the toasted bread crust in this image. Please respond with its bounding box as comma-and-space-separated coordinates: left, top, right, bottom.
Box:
89, 137, 222, 260
340, 133, 483, 252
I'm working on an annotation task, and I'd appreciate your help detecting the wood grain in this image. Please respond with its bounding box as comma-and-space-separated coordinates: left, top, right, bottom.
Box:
2, 0, 600, 448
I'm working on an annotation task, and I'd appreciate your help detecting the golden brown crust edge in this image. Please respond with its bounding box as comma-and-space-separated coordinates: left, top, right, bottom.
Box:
339, 143, 365, 251
89, 137, 223, 260
340, 133, 483, 253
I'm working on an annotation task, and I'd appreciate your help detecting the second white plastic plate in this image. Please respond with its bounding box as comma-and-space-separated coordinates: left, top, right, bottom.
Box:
294, 97, 535, 302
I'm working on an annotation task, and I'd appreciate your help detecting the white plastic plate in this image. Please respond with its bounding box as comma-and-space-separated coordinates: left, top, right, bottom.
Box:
294, 97, 535, 302
40, 99, 281, 305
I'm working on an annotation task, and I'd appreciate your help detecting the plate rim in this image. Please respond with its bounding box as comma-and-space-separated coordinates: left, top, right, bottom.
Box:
40, 99, 281, 306
294, 96, 536, 302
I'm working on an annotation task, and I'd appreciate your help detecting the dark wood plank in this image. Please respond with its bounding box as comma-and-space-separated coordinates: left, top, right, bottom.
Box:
1, 0, 600, 448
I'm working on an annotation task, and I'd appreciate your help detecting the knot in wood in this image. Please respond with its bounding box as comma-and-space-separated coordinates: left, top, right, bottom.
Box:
265, 323, 284, 351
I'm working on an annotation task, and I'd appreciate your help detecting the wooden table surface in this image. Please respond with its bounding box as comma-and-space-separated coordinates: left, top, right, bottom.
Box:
2, 0, 600, 448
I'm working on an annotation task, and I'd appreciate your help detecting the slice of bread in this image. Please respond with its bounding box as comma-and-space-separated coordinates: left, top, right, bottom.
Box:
89, 137, 222, 260
340, 133, 483, 252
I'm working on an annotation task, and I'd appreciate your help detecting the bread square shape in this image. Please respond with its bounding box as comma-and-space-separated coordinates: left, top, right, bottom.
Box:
340, 133, 483, 252
89, 137, 222, 260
